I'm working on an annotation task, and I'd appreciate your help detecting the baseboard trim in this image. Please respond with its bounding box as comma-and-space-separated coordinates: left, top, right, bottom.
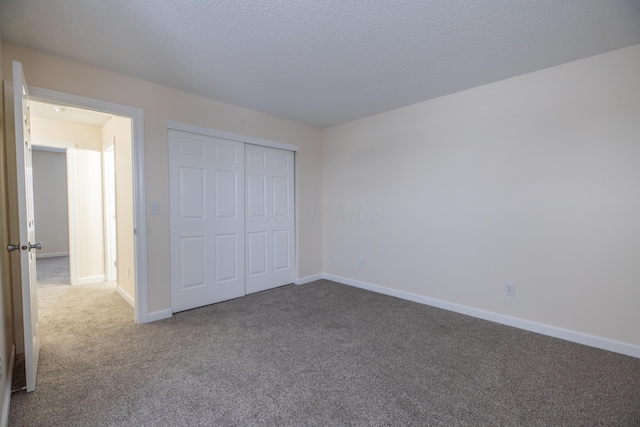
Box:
75, 275, 106, 285
146, 309, 173, 323
36, 252, 69, 259
323, 274, 640, 359
2, 345, 15, 427
294, 274, 323, 285
116, 287, 135, 308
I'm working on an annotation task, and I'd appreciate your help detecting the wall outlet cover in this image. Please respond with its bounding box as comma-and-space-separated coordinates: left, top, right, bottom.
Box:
504, 283, 516, 297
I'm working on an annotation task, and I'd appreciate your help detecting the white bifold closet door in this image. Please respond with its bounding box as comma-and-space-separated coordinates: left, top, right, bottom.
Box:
169, 130, 295, 313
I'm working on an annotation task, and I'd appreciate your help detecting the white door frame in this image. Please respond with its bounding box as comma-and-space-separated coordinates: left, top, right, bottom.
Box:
102, 142, 118, 282
28, 86, 150, 324
31, 140, 79, 286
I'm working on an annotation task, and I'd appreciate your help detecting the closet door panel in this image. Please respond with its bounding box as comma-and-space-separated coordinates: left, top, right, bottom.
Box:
245, 144, 295, 294
170, 130, 245, 312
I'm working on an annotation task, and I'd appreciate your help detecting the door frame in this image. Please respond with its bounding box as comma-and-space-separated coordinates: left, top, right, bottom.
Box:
31, 141, 79, 286
102, 142, 118, 283
28, 86, 150, 324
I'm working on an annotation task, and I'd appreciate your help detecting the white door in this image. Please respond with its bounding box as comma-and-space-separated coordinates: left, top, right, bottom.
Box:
12, 61, 41, 392
245, 144, 295, 294
169, 130, 245, 312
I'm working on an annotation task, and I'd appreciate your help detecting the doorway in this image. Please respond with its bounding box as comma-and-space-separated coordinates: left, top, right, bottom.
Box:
31, 146, 71, 288
29, 100, 134, 306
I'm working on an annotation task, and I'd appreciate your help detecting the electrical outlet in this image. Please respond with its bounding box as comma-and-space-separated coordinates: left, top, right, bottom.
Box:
504, 283, 515, 297
359, 258, 365, 268
329, 254, 333, 262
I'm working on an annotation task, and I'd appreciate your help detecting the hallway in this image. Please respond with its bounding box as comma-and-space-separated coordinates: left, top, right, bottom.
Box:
36, 256, 70, 288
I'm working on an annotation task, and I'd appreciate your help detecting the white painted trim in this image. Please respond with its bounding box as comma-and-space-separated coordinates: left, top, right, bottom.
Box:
323, 274, 640, 359
36, 252, 69, 259
167, 120, 299, 152
294, 274, 323, 285
1, 345, 15, 427
66, 147, 79, 286
76, 275, 106, 285
32, 138, 78, 286
147, 309, 173, 322
117, 286, 135, 308
28, 85, 149, 325
102, 144, 117, 283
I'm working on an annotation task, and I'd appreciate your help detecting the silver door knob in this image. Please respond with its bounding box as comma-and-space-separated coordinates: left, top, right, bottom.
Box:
7, 244, 20, 252
29, 242, 43, 250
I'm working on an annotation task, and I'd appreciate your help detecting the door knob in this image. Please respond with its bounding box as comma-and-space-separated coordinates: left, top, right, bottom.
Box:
7, 244, 20, 252
29, 242, 43, 250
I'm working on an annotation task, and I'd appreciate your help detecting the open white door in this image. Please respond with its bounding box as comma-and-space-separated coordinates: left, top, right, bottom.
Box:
12, 61, 41, 392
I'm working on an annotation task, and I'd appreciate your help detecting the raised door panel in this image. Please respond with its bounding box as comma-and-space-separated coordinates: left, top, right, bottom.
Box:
179, 236, 206, 289
179, 167, 205, 220
214, 233, 237, 283
247, 231, 267, 277
247, 174, 266, 219
273, 229, 290, 271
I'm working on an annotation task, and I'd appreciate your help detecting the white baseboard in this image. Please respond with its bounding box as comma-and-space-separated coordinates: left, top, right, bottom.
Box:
116, 286, 135, 308
75, 275, 106, 285
36, 252, 69, 259
1, 345, 15, 427
294, 273, 323, 285
146, 309, 173, 323
323, 273, 640, 359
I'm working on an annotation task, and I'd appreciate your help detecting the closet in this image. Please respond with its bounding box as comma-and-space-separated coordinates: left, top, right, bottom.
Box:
169, 129, 295, 312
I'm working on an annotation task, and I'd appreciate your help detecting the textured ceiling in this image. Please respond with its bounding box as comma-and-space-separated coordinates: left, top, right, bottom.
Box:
1, 1, 639, 128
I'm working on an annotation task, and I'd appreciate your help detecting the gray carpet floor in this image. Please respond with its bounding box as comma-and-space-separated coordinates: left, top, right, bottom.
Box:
9, 280, 640, 426
36, 256, 70, 288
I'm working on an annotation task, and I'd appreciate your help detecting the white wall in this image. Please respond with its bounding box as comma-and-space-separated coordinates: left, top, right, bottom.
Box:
32, 149, 69, 257
102, 115, 135, 302
75, 149, 105, 280
323, 44, 640, 349
31, 116, 106, 283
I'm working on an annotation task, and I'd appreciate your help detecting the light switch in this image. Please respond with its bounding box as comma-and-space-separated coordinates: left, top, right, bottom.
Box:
150, 202, 160, 215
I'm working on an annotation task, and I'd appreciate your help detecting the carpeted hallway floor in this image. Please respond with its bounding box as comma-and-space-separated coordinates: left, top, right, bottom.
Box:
36, 256, 71, 288
9, 280, 640, 426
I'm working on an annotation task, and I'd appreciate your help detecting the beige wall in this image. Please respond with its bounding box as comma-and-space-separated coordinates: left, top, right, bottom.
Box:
102, 115, 135, 301
323, 44, 640, 347
0, 39, 15, 423
1, 42, 324, 314
31, 116, 106, 282
32, 149, 69, 256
